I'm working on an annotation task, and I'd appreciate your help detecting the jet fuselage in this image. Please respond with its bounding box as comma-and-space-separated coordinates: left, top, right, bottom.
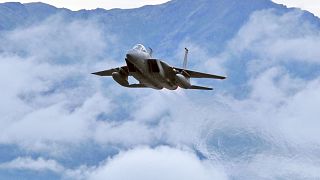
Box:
125, 45, 180, 90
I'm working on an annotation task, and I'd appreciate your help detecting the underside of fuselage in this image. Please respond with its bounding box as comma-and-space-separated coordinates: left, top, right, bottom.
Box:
125, 56, 178, 90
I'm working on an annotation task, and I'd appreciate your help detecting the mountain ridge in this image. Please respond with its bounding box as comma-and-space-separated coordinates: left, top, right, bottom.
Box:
0, 0, 319, 56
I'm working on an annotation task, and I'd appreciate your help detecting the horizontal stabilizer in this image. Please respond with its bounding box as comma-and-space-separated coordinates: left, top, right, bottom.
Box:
189, 85, 213, 90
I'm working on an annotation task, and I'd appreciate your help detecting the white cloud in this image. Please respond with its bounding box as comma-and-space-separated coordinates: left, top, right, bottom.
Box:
0, 157, 64, 173
244, 155, 320, 179
0, 156, 94, 179
228, 10, 320, 66
1, 93, 110, 145
1, 15, 108, 63
276, 78, 320, 144
88, 146, 227, 180
93, 121, 155, 147
0, 147, 227, 180
272, 0, 320, 17
0, 14, 116, 153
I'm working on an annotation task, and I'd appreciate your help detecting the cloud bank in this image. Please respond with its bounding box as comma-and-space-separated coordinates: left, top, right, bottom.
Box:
88, 147, 227, 180
0, 8, 320, 180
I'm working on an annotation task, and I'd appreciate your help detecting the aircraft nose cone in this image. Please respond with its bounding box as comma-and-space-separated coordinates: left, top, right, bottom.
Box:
126, 53, 134, 59
126, 49, 135, 58
126, 50, 139, 62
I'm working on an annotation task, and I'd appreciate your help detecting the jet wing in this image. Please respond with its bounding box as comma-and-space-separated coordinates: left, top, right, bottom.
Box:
92, 66, 129, 76
174, 67, 226, 79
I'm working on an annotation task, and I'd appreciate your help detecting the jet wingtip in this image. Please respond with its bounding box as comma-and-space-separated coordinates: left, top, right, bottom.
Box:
217, 75, 227, 80
91, 72, 101, 76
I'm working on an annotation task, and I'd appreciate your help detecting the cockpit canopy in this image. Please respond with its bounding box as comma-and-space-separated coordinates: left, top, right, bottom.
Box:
133, 44, 147, 53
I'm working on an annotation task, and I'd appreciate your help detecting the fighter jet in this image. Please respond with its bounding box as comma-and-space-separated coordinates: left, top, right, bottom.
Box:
92, 44, 226, 90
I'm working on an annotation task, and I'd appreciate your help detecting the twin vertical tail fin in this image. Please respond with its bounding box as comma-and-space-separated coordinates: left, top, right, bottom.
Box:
181, 47, 190, 79
148, 47, 153, 57
181, 48, 213, 90
183, 48, 189, 69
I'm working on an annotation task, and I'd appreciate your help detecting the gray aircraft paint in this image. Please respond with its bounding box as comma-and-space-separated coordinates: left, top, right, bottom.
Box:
92, 44, 226, 90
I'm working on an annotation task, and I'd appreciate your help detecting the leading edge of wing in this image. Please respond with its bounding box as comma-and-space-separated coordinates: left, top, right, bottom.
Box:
92, 66, 128, 76
174, 67, 226, 79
